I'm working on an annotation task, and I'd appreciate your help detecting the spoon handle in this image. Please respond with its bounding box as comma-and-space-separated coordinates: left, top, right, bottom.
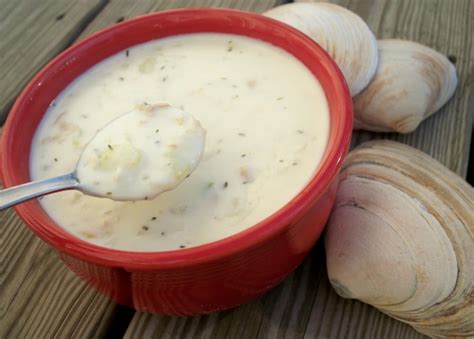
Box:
0, 173, 79, 211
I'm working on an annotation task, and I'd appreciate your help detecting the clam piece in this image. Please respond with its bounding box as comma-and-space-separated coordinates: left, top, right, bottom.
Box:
264, 2, 378, 96
325, 140, 474, 337
354, 40, 458, 133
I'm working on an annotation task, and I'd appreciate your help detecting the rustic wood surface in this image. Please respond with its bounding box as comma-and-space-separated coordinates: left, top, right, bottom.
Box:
0, 207, 119, 338
0, 0, 107, 124
0, 0, 472, 338
340, 0, 474, 177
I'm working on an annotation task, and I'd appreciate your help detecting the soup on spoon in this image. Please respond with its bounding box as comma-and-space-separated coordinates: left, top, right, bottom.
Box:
77, 103, 206, 200
0, 104, 206, 209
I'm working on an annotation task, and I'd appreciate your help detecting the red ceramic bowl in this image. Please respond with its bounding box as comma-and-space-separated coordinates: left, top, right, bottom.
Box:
1, 8, 352, 315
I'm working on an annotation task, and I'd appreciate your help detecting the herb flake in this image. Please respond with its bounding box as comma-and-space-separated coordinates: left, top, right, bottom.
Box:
227, 40, 234, 52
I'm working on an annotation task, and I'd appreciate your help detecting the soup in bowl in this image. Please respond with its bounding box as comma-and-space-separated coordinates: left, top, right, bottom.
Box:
1, 9, 352, 315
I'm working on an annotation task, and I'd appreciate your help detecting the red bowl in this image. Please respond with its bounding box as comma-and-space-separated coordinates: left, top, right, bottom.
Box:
1, 8, 352, 315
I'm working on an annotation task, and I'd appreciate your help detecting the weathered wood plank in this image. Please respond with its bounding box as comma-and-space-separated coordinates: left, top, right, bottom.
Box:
0, 208, 119, 338
1, 0, 471, 338
338, 0, 473, 177
0, 1, 127, 337
0, 0, 288, 337
124, 244, 421, 339
124, 0, 473, 338
0, 0, 107, 124
0, 1, 150, 337
78, 0, 289, 40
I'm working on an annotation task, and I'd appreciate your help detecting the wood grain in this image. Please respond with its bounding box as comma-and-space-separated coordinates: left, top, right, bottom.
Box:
337, 0, 474, 177
0, 1, 159, 337
125, 244, 422, 339
0, 0, 107, 124
78, 0, 289, 40
0, 2, 120, 336
0, 209, 118, 338
0, 0, 472, 338
0, 0, 288, 337
125, 0, 473, 338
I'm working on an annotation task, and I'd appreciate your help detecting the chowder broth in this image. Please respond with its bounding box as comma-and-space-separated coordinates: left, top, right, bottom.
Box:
30, 33, 329, 251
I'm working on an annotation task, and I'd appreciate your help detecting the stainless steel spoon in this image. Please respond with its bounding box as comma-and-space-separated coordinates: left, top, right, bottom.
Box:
0, 173, 79, 210
0, 104, 205, 211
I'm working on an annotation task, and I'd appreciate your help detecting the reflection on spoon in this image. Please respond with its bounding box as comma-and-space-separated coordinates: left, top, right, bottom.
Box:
0, 103, 206, 210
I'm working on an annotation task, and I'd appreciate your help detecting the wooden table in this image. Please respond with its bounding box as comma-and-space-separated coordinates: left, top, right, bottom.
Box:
1, 1, 472, 337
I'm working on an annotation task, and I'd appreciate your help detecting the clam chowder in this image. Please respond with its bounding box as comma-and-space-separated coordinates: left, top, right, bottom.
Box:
30, 33, 329, 251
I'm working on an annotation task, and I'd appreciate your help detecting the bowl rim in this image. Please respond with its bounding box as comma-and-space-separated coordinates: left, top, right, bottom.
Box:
1, 8, 352, 270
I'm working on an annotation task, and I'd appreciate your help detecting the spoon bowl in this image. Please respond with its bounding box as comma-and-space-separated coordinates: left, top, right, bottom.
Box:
0, 104, 205, 210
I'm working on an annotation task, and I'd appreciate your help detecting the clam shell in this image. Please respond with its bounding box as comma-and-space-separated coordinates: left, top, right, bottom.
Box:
264, 3, 378, 96
325, 140, 474, 337
354, 39, 458, 133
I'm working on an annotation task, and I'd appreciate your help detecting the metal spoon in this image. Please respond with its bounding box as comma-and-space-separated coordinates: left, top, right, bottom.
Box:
0, 104, 205, 211
0, 173, 79, 211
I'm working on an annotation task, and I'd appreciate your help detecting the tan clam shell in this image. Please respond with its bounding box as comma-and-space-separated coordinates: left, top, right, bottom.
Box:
325, 140, 474, 337
263, 2, 378, 96
354, 39, 458, 133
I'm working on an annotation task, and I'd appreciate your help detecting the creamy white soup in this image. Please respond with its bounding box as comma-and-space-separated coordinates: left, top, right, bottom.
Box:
30, 33, 330, 251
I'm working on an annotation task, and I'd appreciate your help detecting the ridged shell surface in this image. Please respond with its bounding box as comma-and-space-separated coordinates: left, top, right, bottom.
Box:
354, 40, 458, 133
325, 140, 474, 337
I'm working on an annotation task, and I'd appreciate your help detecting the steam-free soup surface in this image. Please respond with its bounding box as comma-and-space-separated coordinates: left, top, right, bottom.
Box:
30, 33, 329, 251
